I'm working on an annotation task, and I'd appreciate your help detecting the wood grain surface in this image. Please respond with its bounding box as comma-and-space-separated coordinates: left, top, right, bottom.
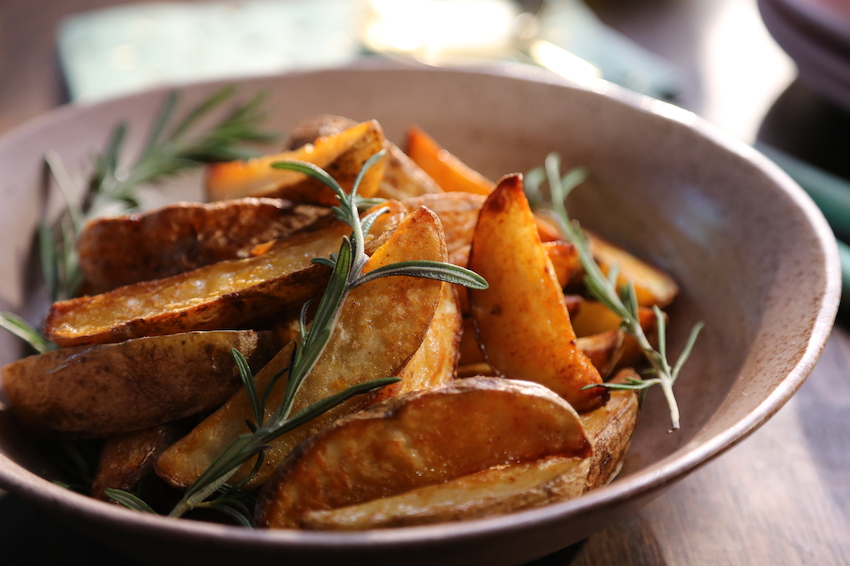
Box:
1, 0, 849, 565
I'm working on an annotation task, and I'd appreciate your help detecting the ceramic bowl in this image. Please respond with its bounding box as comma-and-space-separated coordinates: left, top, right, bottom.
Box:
0, 64, 840, 566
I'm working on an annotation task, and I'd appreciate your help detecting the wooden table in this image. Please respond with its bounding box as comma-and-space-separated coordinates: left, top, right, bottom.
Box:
2, 0, 849, 564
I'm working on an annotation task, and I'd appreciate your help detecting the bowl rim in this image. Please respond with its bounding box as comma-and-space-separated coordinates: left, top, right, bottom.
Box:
0, 62, 841, 551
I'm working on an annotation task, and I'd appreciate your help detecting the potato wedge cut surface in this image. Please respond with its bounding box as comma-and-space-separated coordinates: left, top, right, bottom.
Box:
368, 282, 462, 405
1, 330, 279, 438
156, 207, 446, 488
302, 456, 589, 530
44, 210, 403, 347
206, 120, 385, 205
77, 198, 330, 292
256, 377, 591, 529
468, 175, 606, 412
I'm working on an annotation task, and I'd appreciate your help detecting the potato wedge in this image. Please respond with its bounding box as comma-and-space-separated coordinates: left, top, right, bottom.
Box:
1, 330, 279, 438
576, 330, 626, 379
91, 424, 183, 501
156, 207, 446, 489
77, 198, 331, 292
44, 207, 404, 347
301, 456, 589, 530
543, 240, 581, 288
588, 232, 679, 308
283, 114, 443, 200
255, 377, 591, 529
468, 174, 606, 412
206, 120, 385, 205
581, 369, 640, 490
407, 126, 494, 195
402, 192, 485, 266
368, 282, 461, 404
570, 300, 660, 370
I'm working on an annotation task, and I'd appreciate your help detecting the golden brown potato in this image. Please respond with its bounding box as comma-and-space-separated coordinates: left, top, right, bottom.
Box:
406, 126, 494, 195
368, 282, 461, 405
467, 174, 606, 412
91, 424, 183, 501
543, 240, 581, 288
581, 369, 640, 490
255, 377, 591, 529
77, 198, 331, 292
375, 143, 444, 200
44, 207, 404, 347
301, 456, 589, 530
587, 232, 679, 308
576, 330, 626, 379
206, 120, 385, 205
570, 300, 660, 370
1, 330, 279, 438
156, 207, 447, 489
283, 114, 443, 200
402, 192, 485, 266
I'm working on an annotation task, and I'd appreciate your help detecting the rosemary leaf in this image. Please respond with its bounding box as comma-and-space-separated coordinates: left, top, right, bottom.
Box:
105, 489, 158, 514
0, 312, 56, 354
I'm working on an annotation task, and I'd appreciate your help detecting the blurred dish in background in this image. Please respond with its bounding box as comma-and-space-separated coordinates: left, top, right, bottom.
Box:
759, 0, 850, 110
58, 0, 680, 103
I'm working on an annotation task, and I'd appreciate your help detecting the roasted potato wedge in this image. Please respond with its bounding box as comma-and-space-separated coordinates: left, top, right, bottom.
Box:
468, 174, 606, 412
581, 369, 640, 490
588, 232, 679, 308
576, 330, 626, 379
407, 126, 494, 195
402, 192, 485, 266
91, 424, 183, 501
283, 114, 443, 200
77, 198, 331, 292
44, 207, 404, 347
156, 207, 447, 488
255, 377, 591, 529
1, 330, 279, 438
301, 456, 589, 530
368, 282, 461, 405
571, 300, 660, 370
543, 240, 582, 288
206, 120, 385, 205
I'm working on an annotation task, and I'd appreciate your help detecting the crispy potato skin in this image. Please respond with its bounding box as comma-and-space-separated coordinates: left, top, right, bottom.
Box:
77, 199, 330, 292
44, 210, 403, 347
255, 377, 591, 529
468, 175, 607, 412
91, 424, 182, 501
156, 207, 446, 489
301, 456, 589, 530
206, 121, 385, 205
576, 330, 626, 379
581, 370, 640, 490
1, 330, 279, 438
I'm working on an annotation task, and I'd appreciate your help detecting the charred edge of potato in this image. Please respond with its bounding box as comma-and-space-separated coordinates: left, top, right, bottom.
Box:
255, 377, 591, 529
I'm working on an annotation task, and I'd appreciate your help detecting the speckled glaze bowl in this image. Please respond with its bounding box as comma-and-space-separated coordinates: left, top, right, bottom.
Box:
0, 64, 840, 566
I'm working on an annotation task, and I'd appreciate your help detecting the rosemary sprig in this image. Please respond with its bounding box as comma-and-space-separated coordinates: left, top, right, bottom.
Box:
531, 153, 702, 431
0, 312, 57, 354
41, 86, 277, 302
167, 152, 487, 520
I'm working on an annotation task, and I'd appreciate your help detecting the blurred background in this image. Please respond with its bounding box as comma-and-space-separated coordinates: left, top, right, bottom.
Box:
1, 0, 849, 564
